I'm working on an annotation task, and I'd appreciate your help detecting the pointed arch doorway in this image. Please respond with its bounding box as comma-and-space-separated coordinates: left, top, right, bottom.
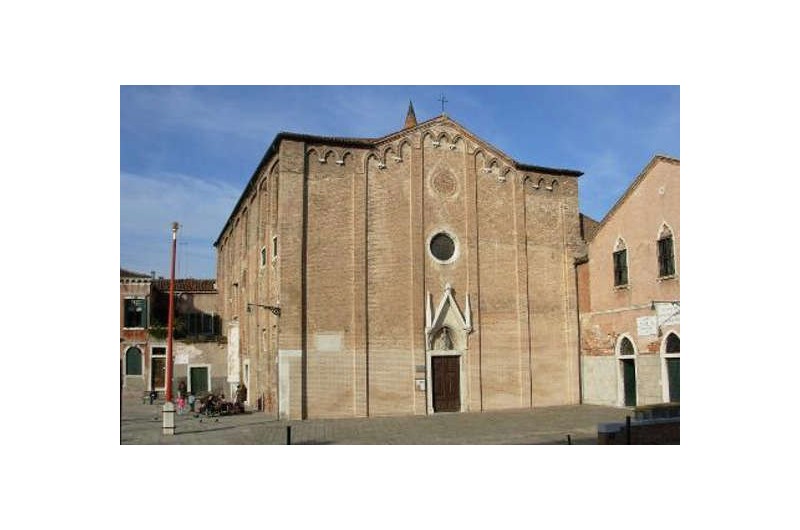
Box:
426, 326, 466, 414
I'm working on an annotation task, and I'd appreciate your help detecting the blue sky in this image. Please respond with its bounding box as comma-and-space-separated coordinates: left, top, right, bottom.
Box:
120, 85, 679, 278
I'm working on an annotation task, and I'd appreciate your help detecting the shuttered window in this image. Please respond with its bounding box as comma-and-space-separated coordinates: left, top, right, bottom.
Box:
658, 235, 675, 277
613, 249, 628, 286
124, 298, 147, 328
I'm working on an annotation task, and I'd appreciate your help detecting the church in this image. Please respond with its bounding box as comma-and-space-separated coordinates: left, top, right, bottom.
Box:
214, 104, 586, 420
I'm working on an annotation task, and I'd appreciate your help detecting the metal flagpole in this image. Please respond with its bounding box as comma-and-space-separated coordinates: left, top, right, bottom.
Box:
163, 222, 179, 435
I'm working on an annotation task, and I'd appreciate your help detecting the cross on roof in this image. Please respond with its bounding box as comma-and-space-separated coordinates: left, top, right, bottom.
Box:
438, 94, 448, 114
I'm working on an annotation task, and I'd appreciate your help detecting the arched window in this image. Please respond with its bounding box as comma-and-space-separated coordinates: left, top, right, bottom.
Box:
666, 333, 680, 353
619, 336, 635, 356
658, 225, 676, 277
125, 347, 142, 376
613, 238, 628, 287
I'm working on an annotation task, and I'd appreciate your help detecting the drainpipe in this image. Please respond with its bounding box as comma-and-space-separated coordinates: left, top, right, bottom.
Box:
574, 259, 584, 404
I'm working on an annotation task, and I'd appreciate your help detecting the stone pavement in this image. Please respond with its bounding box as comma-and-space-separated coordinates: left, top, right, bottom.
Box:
120, 396, 632, 445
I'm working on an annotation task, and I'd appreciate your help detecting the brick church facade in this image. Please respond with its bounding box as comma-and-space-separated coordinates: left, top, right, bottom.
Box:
215, 107, 587, 420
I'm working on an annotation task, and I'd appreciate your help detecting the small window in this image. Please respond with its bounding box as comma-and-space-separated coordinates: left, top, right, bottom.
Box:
613, 249, 628, 286
124, 298, 147, 328
272, 236, 278, 260
430, 232, 456, 262
658, 234, 675, 277
260, 247, 267, 267
125, 347, 142, 375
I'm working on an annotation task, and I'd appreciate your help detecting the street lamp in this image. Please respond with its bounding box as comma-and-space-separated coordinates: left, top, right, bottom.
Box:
246, 302, 281, 317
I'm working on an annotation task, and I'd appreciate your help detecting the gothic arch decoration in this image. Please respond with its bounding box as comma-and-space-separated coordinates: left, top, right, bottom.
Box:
383, 145, 396, 165
616, 334, 637, 356
424, 283, 472, 350
422, 130, 443, 149
322, 149, 337, 164
305, 147, 320, 163
614, 236, 627, 252
339, 151, 353, 166
500, 167, 514, 183
547, 179, 558, 192
657, 221, 674, 240
449, 135, 465, 151
365, 152, 384, 171
396, 140, 411, 162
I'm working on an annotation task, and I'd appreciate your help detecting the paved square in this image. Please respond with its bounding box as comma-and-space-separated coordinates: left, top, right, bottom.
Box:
121, 397, 631, 445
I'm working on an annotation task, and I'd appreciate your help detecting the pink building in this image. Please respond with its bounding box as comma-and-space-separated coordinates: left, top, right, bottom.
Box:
577, 155, 680, 407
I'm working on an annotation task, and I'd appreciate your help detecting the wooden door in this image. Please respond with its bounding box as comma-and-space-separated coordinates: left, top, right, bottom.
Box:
151, 357, 166, 390
190, 366, 209, 395
432, 356, 460, 412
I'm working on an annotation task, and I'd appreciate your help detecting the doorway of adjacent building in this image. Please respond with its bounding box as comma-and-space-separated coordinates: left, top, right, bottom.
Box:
621, 359, 636, 407
151, 346, 166, 391
151, 357, 166, 391
432, 356, 460, 412
189, 366, 209, 395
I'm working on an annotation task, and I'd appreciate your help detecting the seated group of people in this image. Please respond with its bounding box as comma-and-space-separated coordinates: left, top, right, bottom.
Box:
198, 384, 247, 416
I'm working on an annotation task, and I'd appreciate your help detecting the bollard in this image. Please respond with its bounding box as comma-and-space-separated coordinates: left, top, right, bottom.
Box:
567, 434, 572, 445
162, 401, 176, 436
287, 425, 291, 445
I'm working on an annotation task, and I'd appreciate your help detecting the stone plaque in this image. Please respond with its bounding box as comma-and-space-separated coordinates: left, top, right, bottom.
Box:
315, 332, 343, 353
637, 316, 658, 337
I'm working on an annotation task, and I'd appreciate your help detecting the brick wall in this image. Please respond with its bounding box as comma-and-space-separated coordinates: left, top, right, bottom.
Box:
216, 117, 583, 419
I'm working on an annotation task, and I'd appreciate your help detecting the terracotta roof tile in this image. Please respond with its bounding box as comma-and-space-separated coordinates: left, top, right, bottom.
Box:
152, 278, 216, 292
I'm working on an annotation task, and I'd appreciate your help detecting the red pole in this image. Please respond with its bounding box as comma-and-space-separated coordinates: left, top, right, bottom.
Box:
165, 222, 179, 403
